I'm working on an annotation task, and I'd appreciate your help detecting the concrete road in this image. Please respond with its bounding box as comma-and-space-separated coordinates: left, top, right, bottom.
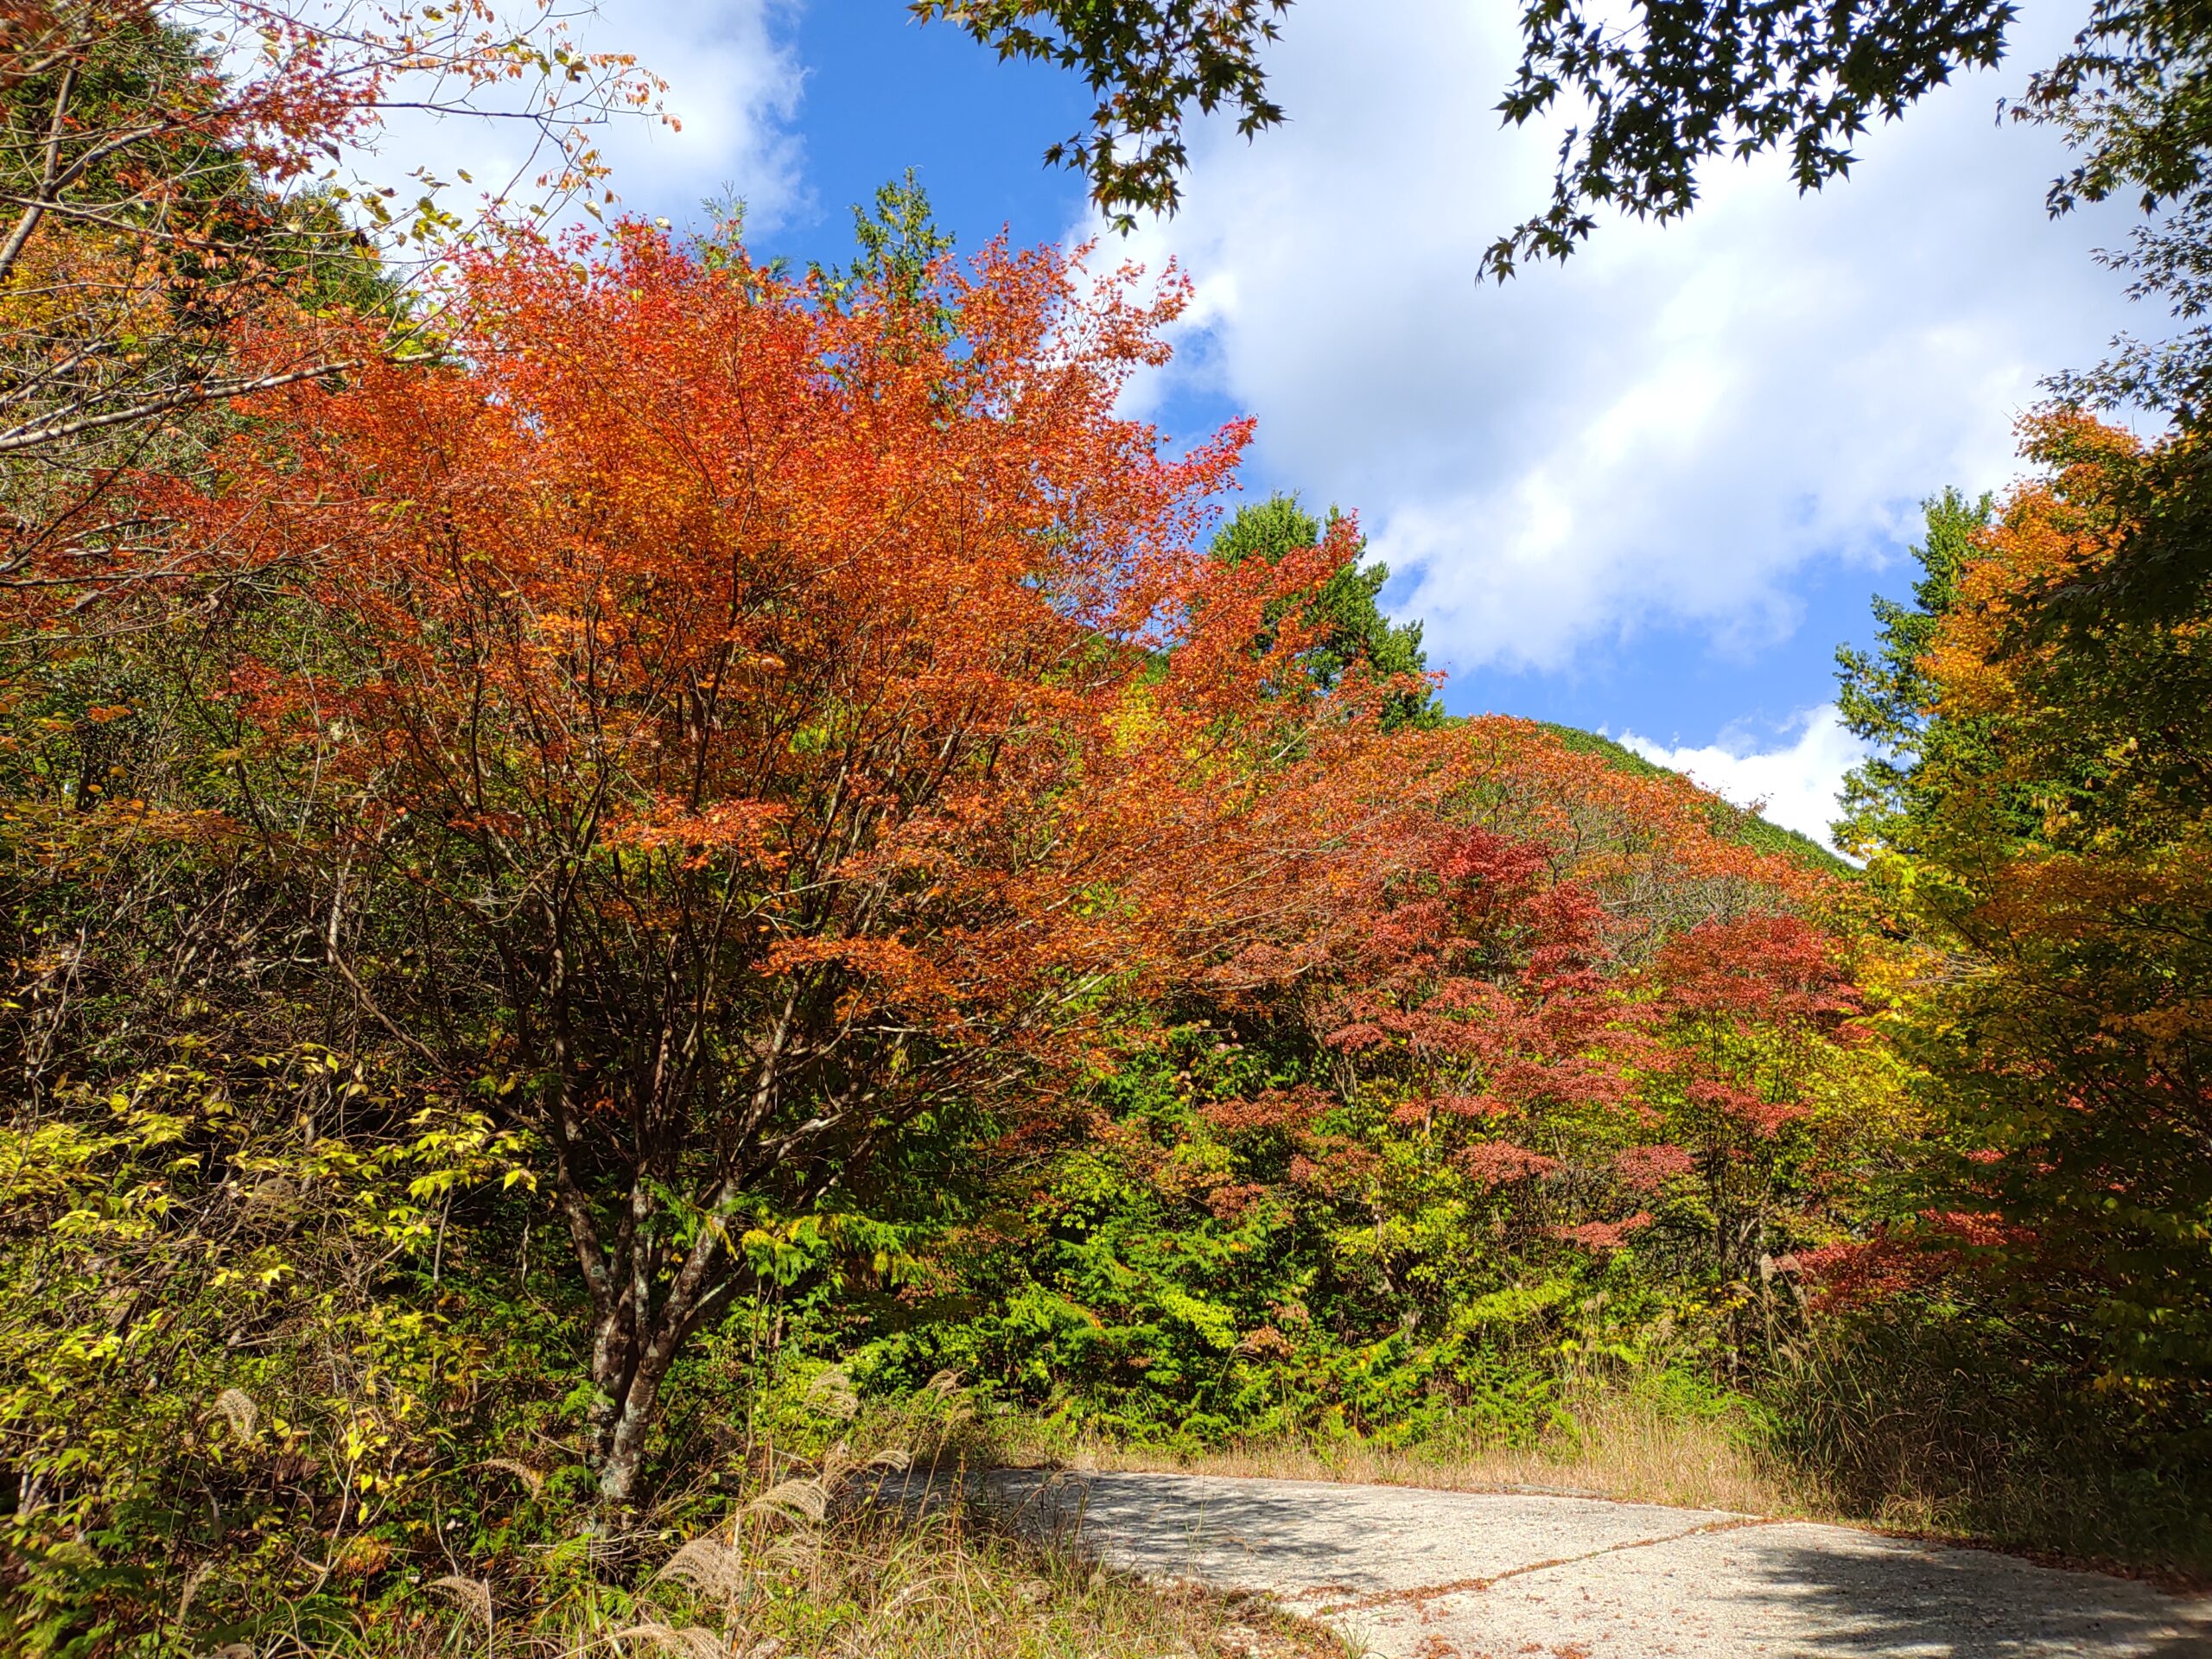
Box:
970, 1469, 2212, 1658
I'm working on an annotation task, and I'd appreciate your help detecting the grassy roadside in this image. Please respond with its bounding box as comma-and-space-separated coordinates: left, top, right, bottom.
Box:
985, 1390, 1808, 1519
544, 1510, 1338, 1659
253, 1376, 2211, 1656
302, 1494, 1347, 1659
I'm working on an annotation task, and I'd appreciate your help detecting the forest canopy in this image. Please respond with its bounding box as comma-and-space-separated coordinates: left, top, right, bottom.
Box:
3, 3, 2211, 1654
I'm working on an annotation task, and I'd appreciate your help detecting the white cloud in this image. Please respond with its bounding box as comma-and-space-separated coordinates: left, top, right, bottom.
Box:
338, 1, 807, 236
1109, 0, 2154, 678
1618, 706, 1870, 851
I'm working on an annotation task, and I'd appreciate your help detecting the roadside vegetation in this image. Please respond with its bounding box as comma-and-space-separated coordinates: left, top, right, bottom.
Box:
3, 3, 2211, 1655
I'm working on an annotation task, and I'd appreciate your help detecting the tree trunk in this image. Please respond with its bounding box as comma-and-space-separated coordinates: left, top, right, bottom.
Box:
584, 1231, 730, 1505
586, 1302, 637, 1485
595, 1338, 676, 1504
597, 1404, 649, 1505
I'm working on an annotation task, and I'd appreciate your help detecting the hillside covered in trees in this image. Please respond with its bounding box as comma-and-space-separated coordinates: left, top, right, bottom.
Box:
3, 5, 2210, 1656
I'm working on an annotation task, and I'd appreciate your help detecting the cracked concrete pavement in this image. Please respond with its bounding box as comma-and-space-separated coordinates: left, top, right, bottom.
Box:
965, 1469, 2212, 1657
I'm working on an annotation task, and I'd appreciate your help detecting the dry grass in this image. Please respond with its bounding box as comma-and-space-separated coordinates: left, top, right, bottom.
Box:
1777, 1339, 2212, 1581
574, 1505, 1339, 1659
355, 1502, 1344, 1659
987, 1393, 1821, 1522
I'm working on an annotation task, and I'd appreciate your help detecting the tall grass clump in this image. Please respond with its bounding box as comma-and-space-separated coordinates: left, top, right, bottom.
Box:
1772, 1305, 2212, 1579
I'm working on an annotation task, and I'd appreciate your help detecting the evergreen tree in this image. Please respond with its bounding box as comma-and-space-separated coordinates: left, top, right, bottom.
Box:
1210, 493, 1440, 730
1833, 488, 2006, 854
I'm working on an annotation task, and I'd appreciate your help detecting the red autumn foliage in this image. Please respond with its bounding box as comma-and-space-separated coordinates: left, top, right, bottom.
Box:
1688, 1077, 1811, 1139
1555, 1213, 1654, 1250
1180, 766, 1861, 1281
1654, 912, 1860, 1027
1200, 1089, 1331, 1135
1457, 1141, 1562, 1188
1795, 1236, 1955, 1308
1205, 1182, 1271, 1223
1613, 1142, 1698, 1192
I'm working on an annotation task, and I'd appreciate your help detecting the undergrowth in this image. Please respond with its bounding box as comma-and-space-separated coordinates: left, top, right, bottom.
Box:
1775, 1307, 2212, 1579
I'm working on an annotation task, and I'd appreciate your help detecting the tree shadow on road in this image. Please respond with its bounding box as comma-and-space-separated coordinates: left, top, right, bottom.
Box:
1709, 1529, 2212, 1657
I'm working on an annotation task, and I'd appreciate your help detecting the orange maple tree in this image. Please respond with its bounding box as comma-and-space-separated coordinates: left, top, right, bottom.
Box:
143, 219, 1452, 1498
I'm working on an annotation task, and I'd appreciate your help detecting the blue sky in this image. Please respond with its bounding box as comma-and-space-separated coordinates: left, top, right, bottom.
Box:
384, 0, 2162, 847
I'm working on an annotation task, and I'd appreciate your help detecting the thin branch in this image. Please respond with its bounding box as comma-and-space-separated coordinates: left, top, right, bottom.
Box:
0, 361, 361, 452
0, 61, 75, 289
